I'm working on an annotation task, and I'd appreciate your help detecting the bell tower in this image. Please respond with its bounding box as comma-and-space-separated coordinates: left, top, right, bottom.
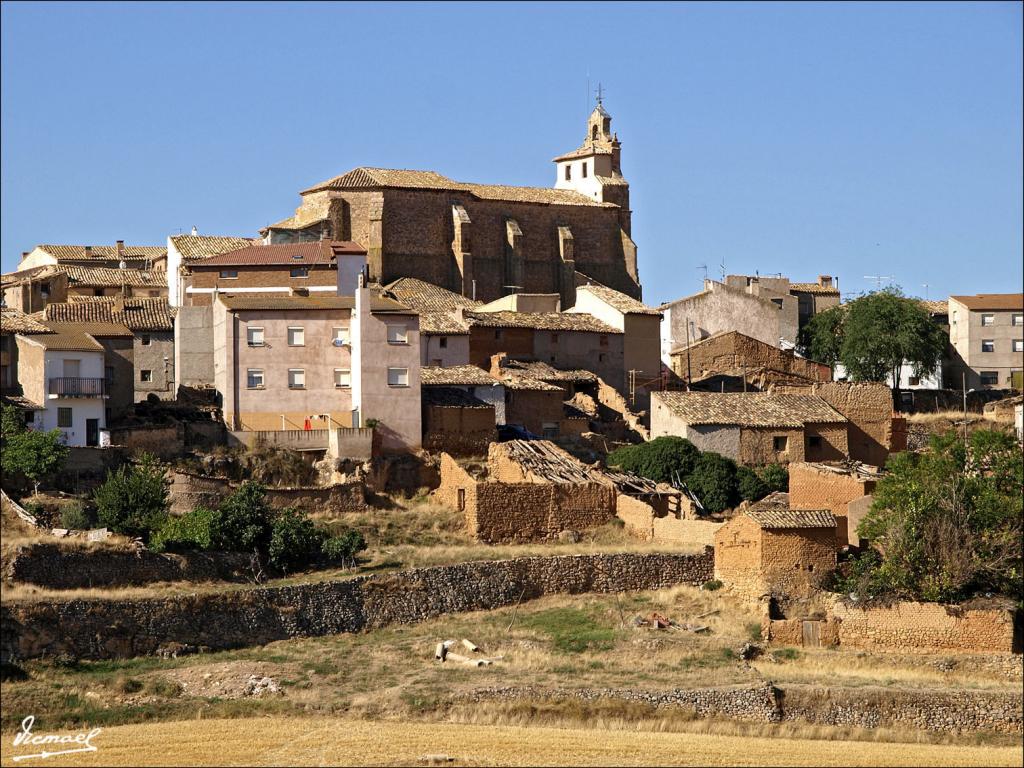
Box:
552, 85, 627, 210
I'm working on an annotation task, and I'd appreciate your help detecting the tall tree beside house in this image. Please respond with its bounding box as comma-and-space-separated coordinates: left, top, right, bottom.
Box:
1, 404, 69, 496
94, 453, 169, 540
800, 288, 946, 395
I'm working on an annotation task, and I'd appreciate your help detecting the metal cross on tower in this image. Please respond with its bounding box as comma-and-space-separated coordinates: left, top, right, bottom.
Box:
595, 82, 605, 105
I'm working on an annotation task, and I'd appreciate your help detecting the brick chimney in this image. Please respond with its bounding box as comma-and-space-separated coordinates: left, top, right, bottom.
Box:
818, 275, 833, 288
116, 240, 125, 259
83, 245, 93, 258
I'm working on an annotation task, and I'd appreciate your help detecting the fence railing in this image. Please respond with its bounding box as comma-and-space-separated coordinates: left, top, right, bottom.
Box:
48, 377, 106, 397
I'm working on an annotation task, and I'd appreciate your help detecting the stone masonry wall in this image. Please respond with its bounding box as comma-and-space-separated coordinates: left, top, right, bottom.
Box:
1, 552, 713, 662
167, 471, 366, 517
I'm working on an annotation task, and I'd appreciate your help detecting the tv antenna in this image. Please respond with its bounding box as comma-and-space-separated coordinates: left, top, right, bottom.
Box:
697, 264, 708, 281
921, 283, 930, 300
863, 275, 893, 289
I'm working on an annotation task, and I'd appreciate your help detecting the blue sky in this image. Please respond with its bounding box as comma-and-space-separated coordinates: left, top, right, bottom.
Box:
2, 1, 1021, 306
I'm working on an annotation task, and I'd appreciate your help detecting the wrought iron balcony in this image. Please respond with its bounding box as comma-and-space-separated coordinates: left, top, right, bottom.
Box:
48, 377, 106, 398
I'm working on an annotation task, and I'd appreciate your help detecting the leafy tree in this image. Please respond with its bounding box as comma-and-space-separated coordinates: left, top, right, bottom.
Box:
150, 506, 217, 553
685, 452, 739, 515
799, 304, 846, 369
59, 502, 95, 531
322, 530, 368, 568
757, 463, 789, 493
268, 507, 326, 573
736, 466, 769, 502
606, 437, 700, 484
1, 405, 69, 496
212, 480, 274, 553
854, 430, 1022, 602
94, 454, 169, 539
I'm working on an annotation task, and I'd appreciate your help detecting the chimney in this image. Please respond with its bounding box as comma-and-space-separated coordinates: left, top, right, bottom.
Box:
819, 275, 833, 288
113, 289, 126, 314
191, 226, 198, 236
116, 240, 125, 258
84, 246, 93, 258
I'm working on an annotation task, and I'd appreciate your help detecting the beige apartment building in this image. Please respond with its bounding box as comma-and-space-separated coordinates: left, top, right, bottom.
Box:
947, 294, 1023, 390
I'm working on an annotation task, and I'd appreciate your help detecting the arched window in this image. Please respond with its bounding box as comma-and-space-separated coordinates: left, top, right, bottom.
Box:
591, 125, 598, 141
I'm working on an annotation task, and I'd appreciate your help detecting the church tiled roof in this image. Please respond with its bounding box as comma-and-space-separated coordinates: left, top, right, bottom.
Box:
301, 167, 615, 207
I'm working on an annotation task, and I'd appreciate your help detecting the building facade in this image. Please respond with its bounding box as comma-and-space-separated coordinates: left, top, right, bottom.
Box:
946, 294, 1024, 390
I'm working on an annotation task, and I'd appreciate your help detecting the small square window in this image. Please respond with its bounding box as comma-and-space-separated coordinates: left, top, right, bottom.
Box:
141, 334, 151, 346
439, 337, 448, 349
981, 339, 995, 353
247, 327, 265, 346
24, 410, 34, 424
387, 325, 408, 344
980, 371, 998, 386
494, 329, 503, 340
290, 266, 310, 278
57, 407, 73, 428
1013, 314, 1023, 327
334, 369, 351, 388
598, 353, 607, 363
140, 370, 152, 382
1013, 339, 1023, 353
287, 327, 305, 346
387, 367, 409, 387
288, 369, 305, 389
908, 376, 920, 386
773, 435, 789, 452
219, 269, 239, 279
246, 369, 264, 389
981, 314, 995, 326
331, 327, 348, 346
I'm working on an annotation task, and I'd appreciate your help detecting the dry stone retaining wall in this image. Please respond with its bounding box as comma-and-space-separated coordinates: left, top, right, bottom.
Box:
1, 552, 712, 662
167, 470, 366, 517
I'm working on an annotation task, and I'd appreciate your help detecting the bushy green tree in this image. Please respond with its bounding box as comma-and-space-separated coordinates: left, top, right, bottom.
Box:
758, 463, 789, 493
606, 436, 700, 484
1, 405, 69, 495
268, 507, 326, 573
736, 466, 769, 502
94, 454, 168, 539
322, 530, 368, 568
150, 506, 217, 553
799, 305, 846, 369
212, 480, 274, 553
685, 452, 739, 514
59, 502, 95, 531
854, 430, 1022, 602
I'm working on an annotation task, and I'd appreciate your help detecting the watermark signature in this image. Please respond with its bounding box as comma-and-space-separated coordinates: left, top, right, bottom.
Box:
10, 716, 101, 762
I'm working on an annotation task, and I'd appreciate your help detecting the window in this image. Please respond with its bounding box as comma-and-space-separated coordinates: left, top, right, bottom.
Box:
290, 266, 310, 278
542, 422, 559, 439
40, 282, 51, 295
494, 329, 503, 340
773, 435, 789, 452
247, 327, 265, 346
564, 165, 571, 181
331, 327, 348, 346
981, 313, 995, 326
94, 288, 105, 297
24, 410, 34, 424
1013, 314, 1023, 327
219, 269, 239, 279
981, 339, 995, 353
334, 369, 351, 388
581, 162, 588, 178
431, 358, 443, 366
980, 371, 998, 386
550, 333, 559, 343
387, 367, 409, 387
771, 298, 784, 308
908, 376, 920, 386
598, 353, 607, 363
141, 334, 151, 346
439, 337, 448, 349
287, 327, 305, 346
57, 407, 72, 428
599, 334, 609, 347
807, 435, 822, 450
1014, 340, 1024, 353
591, 124, 598, 141
387, 324, 408, 344
104, 365, 114, 384
140, 370, 152, 382
288, 369, 305, 389
246, 369, 264, 388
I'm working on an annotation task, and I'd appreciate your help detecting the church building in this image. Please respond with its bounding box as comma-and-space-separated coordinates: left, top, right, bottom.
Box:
261, 101, 640, 308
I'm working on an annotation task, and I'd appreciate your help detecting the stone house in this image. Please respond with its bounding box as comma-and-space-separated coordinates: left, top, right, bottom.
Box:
946, 293, 1023, 390
660, 279, 788, 368
14, 327, 109, 446
15, 241, 167, 273
487, 362, 587, 439
568, 277, 663, 411
1, 307, 51, 396
2, 263, 167, 314
788, 276, 841, 329
421, 387, 496, 456
650, 391, 849, 465
788, 461, 880, 549
714, 503, 837, 598
43, 297, 176, 402
668, 330, 831, 386
259, 103, 639, 307
420, 364, 506, 423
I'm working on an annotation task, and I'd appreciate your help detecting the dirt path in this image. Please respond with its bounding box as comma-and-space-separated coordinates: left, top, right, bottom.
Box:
2, 717, 1020, 767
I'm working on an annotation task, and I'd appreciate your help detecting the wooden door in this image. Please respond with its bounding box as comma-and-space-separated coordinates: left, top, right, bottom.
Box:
801, 620, 821, 647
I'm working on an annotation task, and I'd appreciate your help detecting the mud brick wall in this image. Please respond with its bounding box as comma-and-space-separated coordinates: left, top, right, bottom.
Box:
831, 601, 1018, 654
684, 332, 831, 383
167, 471, 366, 517
423, 404, 495, 456
763, 617, 841, 646
470, 482, 615, 543
108, 424, 185, 459
1, 552, 713, 662
616, 494, 656, 539
789, 463, 876, 548
807, 382, 893, 466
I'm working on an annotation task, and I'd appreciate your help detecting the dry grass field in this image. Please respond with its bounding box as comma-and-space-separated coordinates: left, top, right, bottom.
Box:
2, 716, 1021, 767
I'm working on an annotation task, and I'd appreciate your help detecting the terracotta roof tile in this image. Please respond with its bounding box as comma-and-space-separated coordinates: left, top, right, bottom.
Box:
497, 359, 597, 383
424, 387, 492, 408
421, 365, 499, 387
193, 241, 363, 268
745, 507, 836, 529
1, 307, 52, 334
24, 327, 104, 351
916, 299, 949, 316
217, 294, 410, 313
169, 235, 258, 262
949, 294, 1023, 311
44, 298, 174, 332
576, 279, 659, 315
44, 320, 133, 338
653, 391, 846, 428
789, 282, 840, 296
60, 265, 167, 288
300, 167, 615, 207
0, 394, 45, 411
384, 278, 481, 311
466, 310, 620, 334
36, 244, 166, 261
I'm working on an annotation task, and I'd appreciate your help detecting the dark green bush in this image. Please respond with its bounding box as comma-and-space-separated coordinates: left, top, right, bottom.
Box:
93, 454, 168, 540
213, 481, 274, 553
736, 466, 769, 502
59, 502, 94, 531
606, 436, 700, 484
150, 506, 217, 553
758, 463, 789, 493
322, 530, 368, 568
268, 507, 326, 573
702, 579, 723, 591
685, 452, 739, 514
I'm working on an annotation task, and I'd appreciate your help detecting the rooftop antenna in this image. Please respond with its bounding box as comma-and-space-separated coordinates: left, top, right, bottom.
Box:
697, 264, 708, 281
595, 82, 605, 106
863, 275, 893, 290
922, 283, 930, 301
720, 259, 726, 282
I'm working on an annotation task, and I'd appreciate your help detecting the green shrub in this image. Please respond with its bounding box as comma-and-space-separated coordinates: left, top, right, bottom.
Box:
114, 676, 143, 694
746, 622, 764, 641
268, 507, 326, 574
758, 463, 789, 493
702, 579, 723, 591
321, 530, 367, 568
686, 452, 738, 514
93, 454, 169, 540
773, 647, 800, 661
606, 436, 700, 484
150, 506, 217, 553
212, 481, 274, 553
59, 502, 94, 531
736, 466, 769, 502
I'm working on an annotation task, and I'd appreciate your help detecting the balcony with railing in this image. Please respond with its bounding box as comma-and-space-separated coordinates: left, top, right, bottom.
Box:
48, 377, 106, 398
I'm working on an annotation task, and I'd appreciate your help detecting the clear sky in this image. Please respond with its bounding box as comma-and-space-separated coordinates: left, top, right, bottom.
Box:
2, 1, 1021, 306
